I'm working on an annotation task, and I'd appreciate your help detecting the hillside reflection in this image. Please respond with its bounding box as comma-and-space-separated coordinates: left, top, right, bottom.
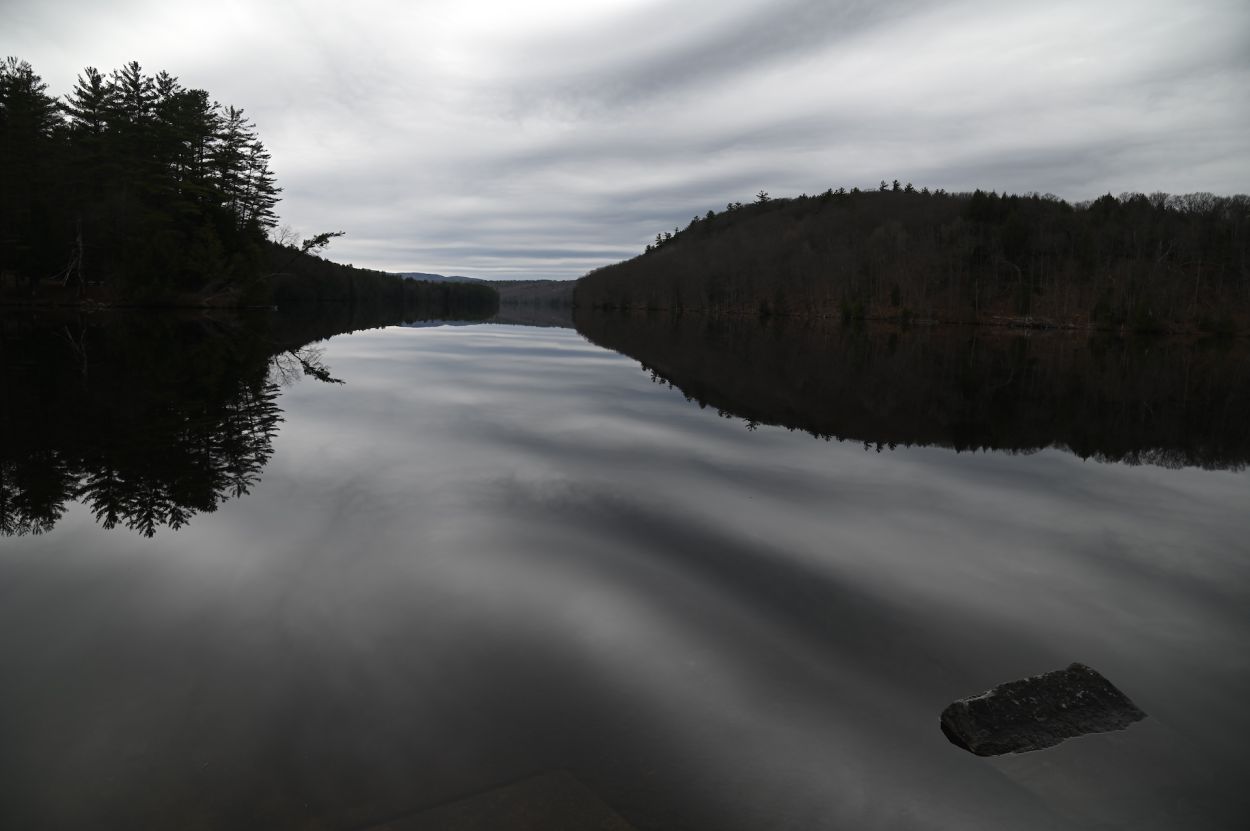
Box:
575, 311, 1250, 469
0, 306, 452, 537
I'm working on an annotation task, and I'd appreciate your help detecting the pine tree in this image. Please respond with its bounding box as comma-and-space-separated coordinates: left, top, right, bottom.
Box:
108, 61, 155, 128
62, 67, 113, 137
238, 138, 280, 230
0, 58, 63, 282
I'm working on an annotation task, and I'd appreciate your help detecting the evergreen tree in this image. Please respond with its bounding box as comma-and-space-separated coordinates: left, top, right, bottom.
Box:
108, 60, 155, 127
0, 58, 63, 284
62, 67, 113, 137
1, 59, 287, 297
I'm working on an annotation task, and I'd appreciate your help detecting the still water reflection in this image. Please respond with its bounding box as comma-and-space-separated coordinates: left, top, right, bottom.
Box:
576, 311, 1250, 469
1, 312, 1247, 829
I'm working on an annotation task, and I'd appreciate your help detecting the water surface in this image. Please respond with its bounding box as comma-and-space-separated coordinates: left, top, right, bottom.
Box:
1, 314, 1247, 829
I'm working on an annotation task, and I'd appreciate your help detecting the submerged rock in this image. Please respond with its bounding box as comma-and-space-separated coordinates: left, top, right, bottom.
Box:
941, 663, 1146, 756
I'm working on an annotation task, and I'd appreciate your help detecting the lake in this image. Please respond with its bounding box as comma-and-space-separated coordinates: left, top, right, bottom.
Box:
1, 310, 1247, 829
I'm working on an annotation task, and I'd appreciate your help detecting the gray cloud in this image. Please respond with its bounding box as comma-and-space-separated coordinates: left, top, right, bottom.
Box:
5, 0, 1248, 279
502, 0, 931, 115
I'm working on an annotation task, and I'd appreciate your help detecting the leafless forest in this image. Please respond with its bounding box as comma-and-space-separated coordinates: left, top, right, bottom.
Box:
575, 187, 1250, 334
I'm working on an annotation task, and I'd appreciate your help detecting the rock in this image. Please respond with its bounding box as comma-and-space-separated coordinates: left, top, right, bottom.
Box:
941, 663, 1146, 756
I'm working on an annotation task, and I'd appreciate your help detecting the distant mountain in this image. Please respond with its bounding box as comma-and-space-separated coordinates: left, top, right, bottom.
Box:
399, 272, 487, 284
492, 280, 575, 307
399, 273, 574, 307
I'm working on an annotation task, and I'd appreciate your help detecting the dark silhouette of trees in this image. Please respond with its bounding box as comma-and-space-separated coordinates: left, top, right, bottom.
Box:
0, 58, 63, 288
576, 186, 1250, 334
1, 58, 500, 314
264, 239, 499, 316
0, 58, 282, 301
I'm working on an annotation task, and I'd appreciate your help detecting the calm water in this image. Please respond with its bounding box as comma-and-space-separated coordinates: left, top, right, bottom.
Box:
1, 312, 1248, 829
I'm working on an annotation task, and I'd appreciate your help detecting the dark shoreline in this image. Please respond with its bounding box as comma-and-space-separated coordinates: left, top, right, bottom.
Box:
575, 304, 1249, 339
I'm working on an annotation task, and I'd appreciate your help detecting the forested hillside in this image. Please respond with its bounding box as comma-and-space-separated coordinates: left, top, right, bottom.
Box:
0, 58, 498, 315
268, 241, 499, 317
493, 279, 575, 307
0, 58, 280, 301
574, 186, 1250, 334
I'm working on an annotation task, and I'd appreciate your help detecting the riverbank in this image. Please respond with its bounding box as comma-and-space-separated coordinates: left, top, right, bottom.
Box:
573, 303, 1248, 338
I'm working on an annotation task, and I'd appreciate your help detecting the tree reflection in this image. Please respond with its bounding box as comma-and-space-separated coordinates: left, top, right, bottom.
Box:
0, 307, 387, 538
576, 310, 1250, 470
71, 380, 282, 537
270, 345, 344, 386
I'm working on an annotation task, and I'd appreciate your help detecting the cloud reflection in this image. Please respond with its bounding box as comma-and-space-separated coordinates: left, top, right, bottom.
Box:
0, 325, 1246, 828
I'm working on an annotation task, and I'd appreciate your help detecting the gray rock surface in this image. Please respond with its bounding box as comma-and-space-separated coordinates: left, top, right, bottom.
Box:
941, 663, 1146, 756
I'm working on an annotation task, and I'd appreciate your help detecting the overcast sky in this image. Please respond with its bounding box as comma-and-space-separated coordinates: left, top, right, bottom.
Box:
8, 0, 1250, 279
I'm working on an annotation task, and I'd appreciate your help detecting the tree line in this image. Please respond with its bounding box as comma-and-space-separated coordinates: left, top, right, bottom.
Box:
266, 238, 499, 317
0, 58, 499, 314
575, 185, 1250, 334
0, 58, 280, 301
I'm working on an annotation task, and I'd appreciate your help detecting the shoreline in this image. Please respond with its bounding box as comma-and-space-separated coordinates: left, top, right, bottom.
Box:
574, 305, 1248, 339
